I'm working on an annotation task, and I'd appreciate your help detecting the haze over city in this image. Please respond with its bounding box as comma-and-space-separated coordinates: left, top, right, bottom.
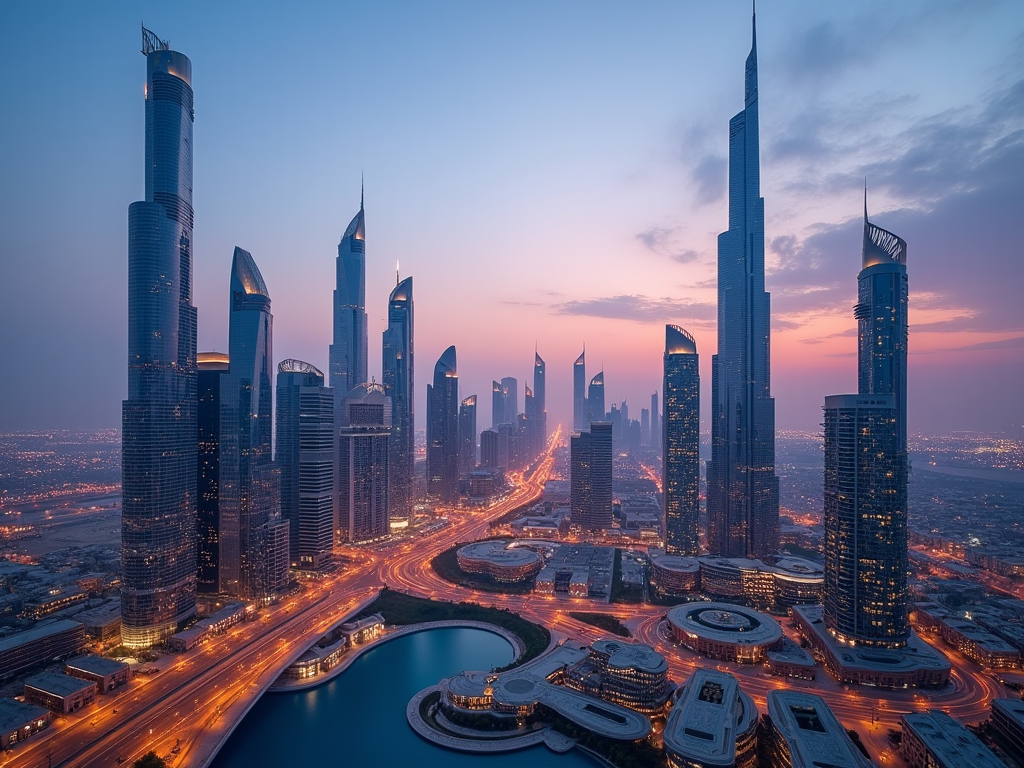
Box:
2, 0, 1022, 434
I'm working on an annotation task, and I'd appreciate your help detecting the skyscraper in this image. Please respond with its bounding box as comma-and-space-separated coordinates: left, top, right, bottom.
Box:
571, 422, 613, 531
650, 391, 659, 454
822, 202, 910, 648
219, 247, 286, 601
534, 350, 547, 443
707, 10, 779, 560
330, 191, 368, 401
197, 352, 229, 595
382, 276, 414, 527
573, 349, 587, 431
491, 381, 503, 430
663, 326, 700, 556
337, 383, 391, 543
587, 371, 605, 425
480, 429, 499, 468
459, 395, 478, 476
426, 346, 459, 504
122, 28, 198, 648
276, 360, 333, 571
501, 376, 518, 425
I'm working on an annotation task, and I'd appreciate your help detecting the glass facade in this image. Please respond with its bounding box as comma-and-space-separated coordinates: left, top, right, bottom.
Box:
663, 325, 700, 556
571, 422, 612, 531
707, 11, 780, 560
573, 350, 587, 431
122, 35, 198, 648
330, 201, 368, 399
426, 346, 459, 504
197, 353, 229, 594
337, 384, 391, 543
381, 276, 413, 526
459, 395, 477, 476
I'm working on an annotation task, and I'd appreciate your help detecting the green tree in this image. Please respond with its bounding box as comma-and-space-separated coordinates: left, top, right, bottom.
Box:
133, 752, 166, 768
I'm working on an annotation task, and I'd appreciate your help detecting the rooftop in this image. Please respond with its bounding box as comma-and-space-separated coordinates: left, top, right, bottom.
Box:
0, 698, 47, 731
65, 654, 129, 677
591, 639, 668, 675
663, 668, 757, 765
667, 602, 783, 646
0, 620, 82, 654
902, 710, 1005, 768
767, 690, 874, 768
993, 698, 1024, 727
458, 540, 542, 569
25, 672, 95, 697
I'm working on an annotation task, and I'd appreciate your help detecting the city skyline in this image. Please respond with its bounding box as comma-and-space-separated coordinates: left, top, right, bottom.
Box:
2, 3, 1023, 438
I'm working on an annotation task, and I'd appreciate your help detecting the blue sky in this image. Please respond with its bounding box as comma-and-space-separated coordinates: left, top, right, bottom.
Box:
1, 0, 1022, 434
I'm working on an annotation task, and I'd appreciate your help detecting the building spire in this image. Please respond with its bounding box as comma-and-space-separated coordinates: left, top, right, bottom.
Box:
864, 177, 869, 222
751, 0, 757, 53
360, 172, 364, 211
396, 259, 400, 286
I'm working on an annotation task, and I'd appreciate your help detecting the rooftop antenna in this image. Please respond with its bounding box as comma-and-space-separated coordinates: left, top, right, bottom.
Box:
141, 23, 169, 55
864, 177, 869, 221
396, 259, 400, 286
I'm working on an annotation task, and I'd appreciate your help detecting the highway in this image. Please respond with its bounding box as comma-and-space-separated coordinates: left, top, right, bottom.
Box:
3, 422, 1014, 767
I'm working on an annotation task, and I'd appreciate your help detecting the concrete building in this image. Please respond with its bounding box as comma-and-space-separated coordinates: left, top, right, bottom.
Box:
565, 639, 672, 715
571, 422, 612, 531
534, 544, 614, 600
990, 698, 1024, 765
663, 668, 758, 768
666, 603, 783, 664
900, 710, 1005, 768
648, 552, 701, 596
65, 655, 131, 693
761, 690, 874, 768
0, 620, 85, 681
24, 673, 96, 715
0, 698, 49, 749
456, 540, 543, 583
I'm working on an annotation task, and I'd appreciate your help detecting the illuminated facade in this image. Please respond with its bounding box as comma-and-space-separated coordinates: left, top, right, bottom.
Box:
664, 668, 758, 768
275, 360, 333, 571
707, 8, 780, 560
587, 371, 605, 424
500, 376, 518, 425
532, 350, 547, 446
197, 352, 229, 594
573, 349, 587, 430
666, 602, 783, 664
382, 276, 414, 526
330, 192, 368, 399
565, 639, 672, 715
459, 395, 477, 475
571, 422, 613, 531
761, 691, 875, 768
337, 383, 391, 543
122, 28, 198, 647
426, 346, 459, 504
823, 394, 908, 647
663, 325, 700, 556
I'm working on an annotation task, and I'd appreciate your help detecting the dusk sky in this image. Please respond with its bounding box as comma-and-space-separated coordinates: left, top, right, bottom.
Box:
2, 1, 1022, 435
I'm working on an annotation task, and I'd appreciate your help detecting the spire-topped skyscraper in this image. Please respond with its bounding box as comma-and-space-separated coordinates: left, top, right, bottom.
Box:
382, 275, 414, 527
330, 188, 368, 399
573, 348, 586, 431
707, 8, 779, 559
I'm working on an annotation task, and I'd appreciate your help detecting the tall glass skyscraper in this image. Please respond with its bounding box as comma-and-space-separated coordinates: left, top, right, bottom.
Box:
663, 326, 700, 556
337, 383, 391, 543
571, 422, 612, 531
197, 352, 229, 595
122, 28, 198, 648
707, 10, 779, 560
573, 349, 587, 431
382, 276, 414, 527
276, 360, 333, 571
500, 377, 518, 425
330, 193, 368, 400
491, 381, 503, 429
427, 346, 460, 504
587, 371, 605, 425
533, 350, 546, 443
459, 395, 478, 475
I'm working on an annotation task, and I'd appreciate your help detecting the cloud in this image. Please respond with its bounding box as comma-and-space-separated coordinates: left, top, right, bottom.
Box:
915, 335, 1024, 354
553, 294, 716, 325
635, 226, 701, 264
691, 154, 727, 205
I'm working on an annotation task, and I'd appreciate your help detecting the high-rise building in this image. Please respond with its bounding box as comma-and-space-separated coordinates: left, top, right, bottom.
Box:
501, 376, 518, 425
382, 276, 414, 526
197, 352, 229, 595
330, 191, 368, 402
122, 28, 198, 648
480, 429, 499, 468
491, 381, 503, 430
573, 349, 587, 431
640, 409, 650, 447
534, 350, 547, 443
822, 395, 907, 647
219, 248, 287, 601
663, 326, 700, 557
426, 346, 459, 504
707, 10, 779, 560
858, 193, 908, 453
587, 371, 605, 425
275, 360, 333, 572
459, 395, 478, 475
650, 392, 659, 454
337, 383, 391, 543
571, 422, 613, 531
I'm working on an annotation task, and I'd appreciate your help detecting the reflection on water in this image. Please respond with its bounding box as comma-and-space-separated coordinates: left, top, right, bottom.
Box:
211, 627, 596, 767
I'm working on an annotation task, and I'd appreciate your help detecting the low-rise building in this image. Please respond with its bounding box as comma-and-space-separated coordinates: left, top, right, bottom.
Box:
666, 603, 783, 664
75, 602, 121, 642
989, 698, 1024, 765
663, 668, 758, 768
456, 540, 544, 583
20, 586, 88, 620
0, 698, 49, 749
533, 543, 614, 600
648, 552, 700, 596
912, 603, 1020, 669
65, 655, 131, 693
766, 640, 817, 681
900, 710, 1005, 768
169, 602, 249, 652
340, 613, 384, 646
565, 639, 672, 714
0, 620, 85, 681
24, 672, 96, 715
760, 690, 874, 768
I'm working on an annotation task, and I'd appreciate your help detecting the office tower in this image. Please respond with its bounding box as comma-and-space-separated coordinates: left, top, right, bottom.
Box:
650, 391, 659, 454
459, 395, 478, 475
640, 409, 649, 446
587, 371, 605, 424
337, 383, 391, 543
501, 376, 518, 425
534, 350, 547, 442
491, 381, 503, 429
382, 276, 414, 526
480, 429, 499, 468
497, 422, 514, 470
571, 422, 613, 531
219, 247, 286, 601
822, 395, 907, 647
276, 360, 333, 571
426, 346, 459, 504
330, 190, 368, 400
197, 352, 229, 594
858, 193, 908, 453
573, 349, 587, 431
122, 28, 198, 648
707, 9, 779, 560
663, 326, 700, 556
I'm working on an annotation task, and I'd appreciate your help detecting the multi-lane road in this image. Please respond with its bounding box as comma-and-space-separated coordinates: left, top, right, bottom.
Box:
4, 423, 1014, 766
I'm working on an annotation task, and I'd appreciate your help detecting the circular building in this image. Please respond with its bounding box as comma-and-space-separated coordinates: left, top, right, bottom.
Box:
456, 540, 543, 583
649, 553, 700, 596
666, 602, 783, 664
